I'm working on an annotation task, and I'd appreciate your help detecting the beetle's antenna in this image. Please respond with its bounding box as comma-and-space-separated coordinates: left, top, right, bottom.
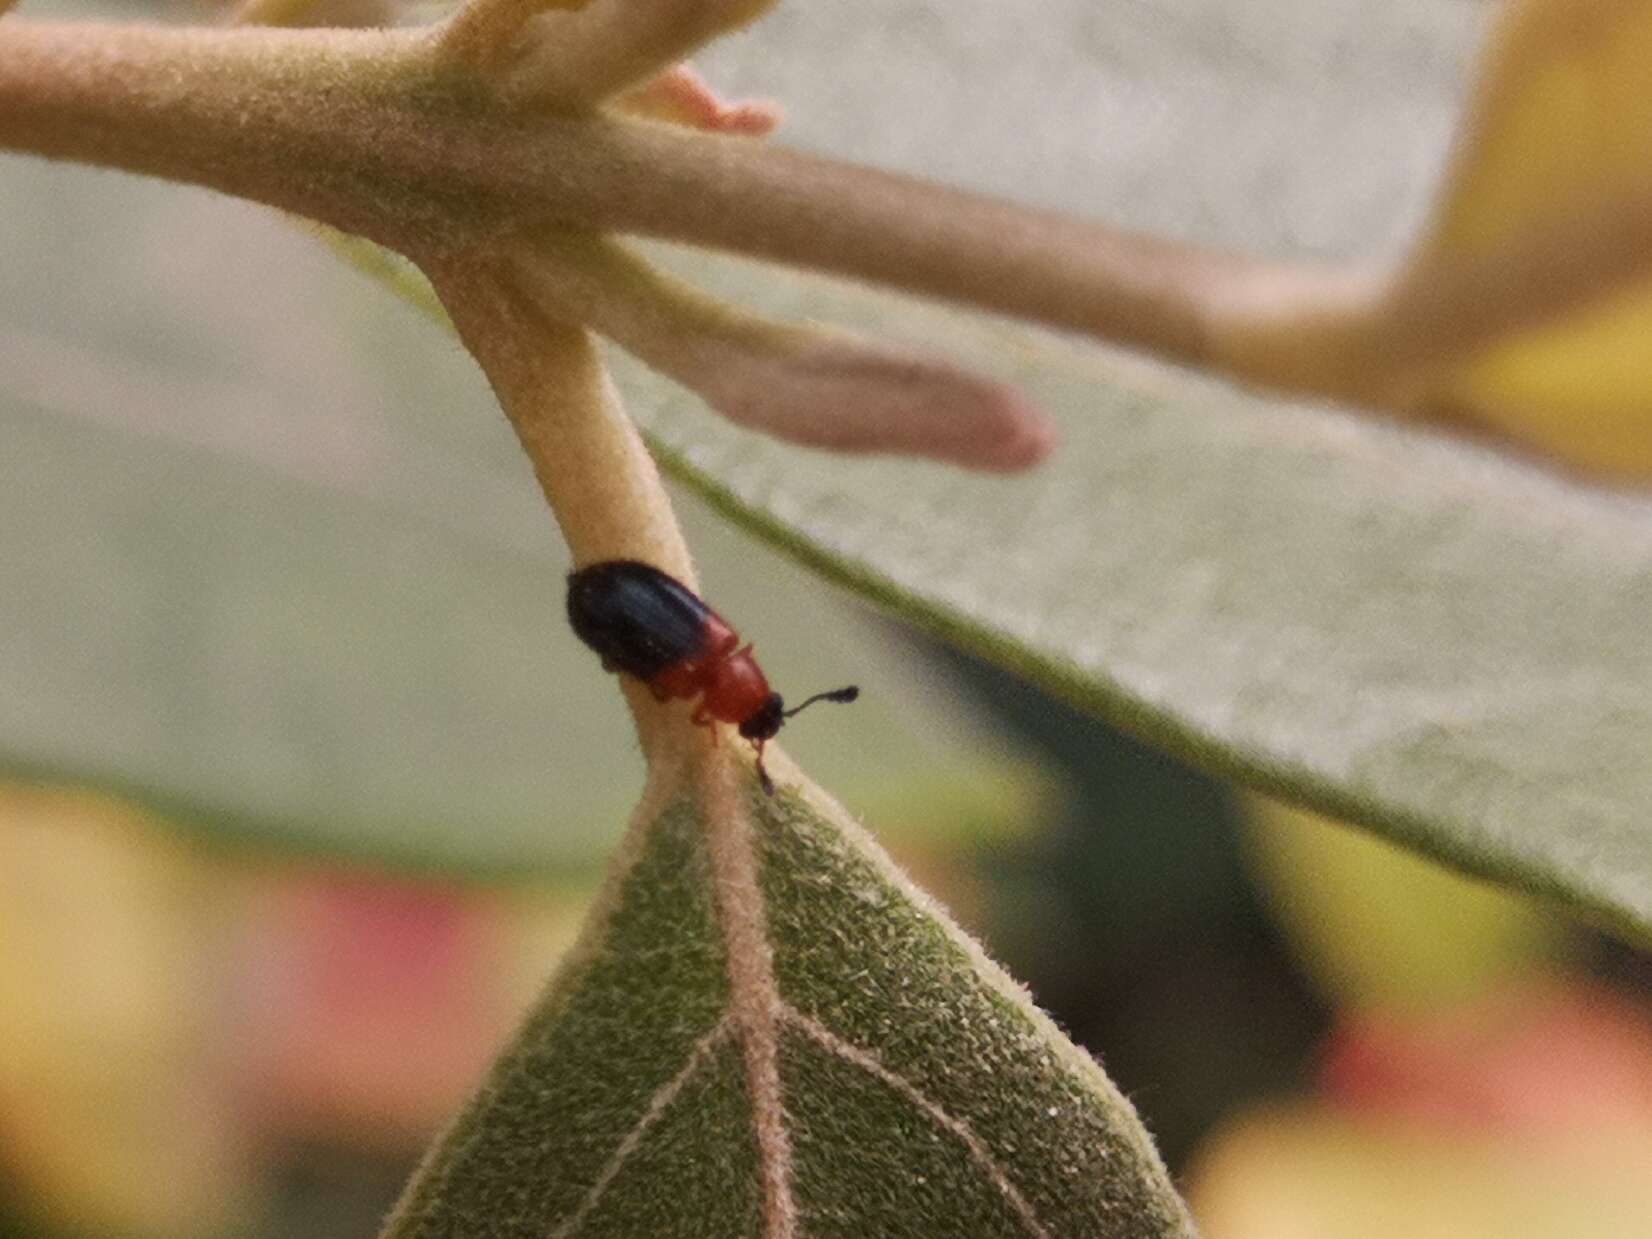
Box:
759, 687, 856, 795
783, 685, 859, 717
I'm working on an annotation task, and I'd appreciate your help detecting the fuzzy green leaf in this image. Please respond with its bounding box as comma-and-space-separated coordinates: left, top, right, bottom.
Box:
385, 788, 1192, 1238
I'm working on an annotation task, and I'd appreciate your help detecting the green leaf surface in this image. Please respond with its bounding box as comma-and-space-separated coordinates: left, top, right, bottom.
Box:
385, 787, 1192, 1238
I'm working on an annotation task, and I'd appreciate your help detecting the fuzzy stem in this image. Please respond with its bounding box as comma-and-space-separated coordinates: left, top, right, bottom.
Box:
610, 121, 1236, 363
0, 19, 1251, 366
429, 259, 693, 579
427, 257, 698, 753
439, 0, 586, 72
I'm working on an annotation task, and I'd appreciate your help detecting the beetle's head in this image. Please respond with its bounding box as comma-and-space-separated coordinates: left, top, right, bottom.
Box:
739, 692, 786, 743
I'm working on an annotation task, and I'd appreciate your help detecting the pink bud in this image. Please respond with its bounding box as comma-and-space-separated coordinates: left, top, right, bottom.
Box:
517, 235, 1057, 471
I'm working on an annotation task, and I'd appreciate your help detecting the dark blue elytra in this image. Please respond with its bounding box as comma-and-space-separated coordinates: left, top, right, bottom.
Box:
565, 559, 717, 681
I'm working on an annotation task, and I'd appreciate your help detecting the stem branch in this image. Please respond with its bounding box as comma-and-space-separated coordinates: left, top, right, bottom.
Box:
0, 18, 1249, 366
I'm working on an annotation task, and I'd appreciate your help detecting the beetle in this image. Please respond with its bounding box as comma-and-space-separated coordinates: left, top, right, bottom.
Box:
566, 559, 858, 794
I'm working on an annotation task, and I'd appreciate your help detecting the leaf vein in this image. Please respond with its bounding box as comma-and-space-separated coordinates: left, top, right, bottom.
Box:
700, 758, 797, 1238
783, 1006, 1051, 1239
546, 1014, 735, 1239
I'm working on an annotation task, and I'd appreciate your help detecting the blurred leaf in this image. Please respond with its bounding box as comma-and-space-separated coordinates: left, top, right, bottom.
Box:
0, 159, 1056, 875
384, 787, 1192, 1238
1206, 0, 1652, 482
1424, 0, 1652, 475
1315, 978, 1652, 1131
1244, 799, 1564, 1008
1189, 979, 1652, 1238
0, 786, 251, 1239
0, 778, 613, 1234
1188, 1103, 1652, 1239
228, 871, 591, 1150
678, 1, 1652, 941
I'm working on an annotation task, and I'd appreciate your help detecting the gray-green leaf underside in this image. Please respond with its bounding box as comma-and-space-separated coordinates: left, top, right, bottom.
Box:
619, 244, 1652, 942
371, 0, 1652, 937
659, 0, 1652, 937
385, 790, 1192, 1239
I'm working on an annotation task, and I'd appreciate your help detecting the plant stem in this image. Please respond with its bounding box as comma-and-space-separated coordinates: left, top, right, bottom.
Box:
430, 261, 695, 580
429, 259, 700, 756
0, 18, 1249, 367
